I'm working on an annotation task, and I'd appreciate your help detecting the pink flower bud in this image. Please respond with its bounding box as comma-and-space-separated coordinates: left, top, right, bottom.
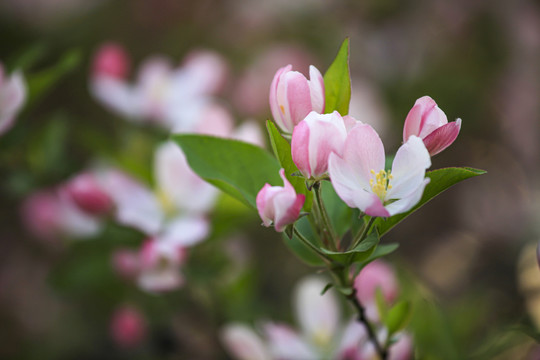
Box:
354, 261, 399, 320
20, 190, 62, 242
92, 43, 130, 79
110, 305, 147, 348
64, 172, 113, 216
291, 111, 355, 179
269, 64, 325, 133
403, 96, 461, 156
256, 169, 305, 232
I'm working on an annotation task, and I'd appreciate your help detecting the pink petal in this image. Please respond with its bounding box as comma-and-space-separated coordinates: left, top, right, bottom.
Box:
422, 118, 461, 156
158, 216, 209, 247
402, 103, 423, 142
283, 71, 312, 128
365, 196, 391, 217
291, 120, 313, 178
308, 65, 325, 113
269, 65, 292, 132
342, 123, 385, 187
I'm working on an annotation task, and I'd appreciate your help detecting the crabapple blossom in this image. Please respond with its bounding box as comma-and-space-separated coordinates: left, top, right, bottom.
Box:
64, 171, 113, 216
0, 63, 26, 135
137, 238, 187, 292
269, 64, 325, 133
110, 305, 147, 348
403, 96, 461, 156
291, 111, 358, 179
256, 169, 305, 232
92, 43, 130, 79
328, 124, 431, 217
21, 189, 102, 241
354, 260, 399, 321
222, 276, 414, 360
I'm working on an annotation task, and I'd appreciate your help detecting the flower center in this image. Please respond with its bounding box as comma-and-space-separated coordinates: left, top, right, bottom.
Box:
369, 169, 393, 201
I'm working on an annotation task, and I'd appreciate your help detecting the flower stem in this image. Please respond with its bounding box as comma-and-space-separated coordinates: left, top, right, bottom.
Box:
292, 227, 332, 263
313, 182, 339, 251
346, 288, 388, 360
350, 216, 375, 250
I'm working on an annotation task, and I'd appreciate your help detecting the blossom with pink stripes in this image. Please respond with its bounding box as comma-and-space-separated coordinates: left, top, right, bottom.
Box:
256, 169, 305, 232
269, 64, 325, 133
291, 111, 358, 179
329, 124, 431, 218
403, 96, 461, 156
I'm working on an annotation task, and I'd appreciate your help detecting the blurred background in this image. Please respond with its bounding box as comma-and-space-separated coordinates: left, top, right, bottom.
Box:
1, 0, 540, 359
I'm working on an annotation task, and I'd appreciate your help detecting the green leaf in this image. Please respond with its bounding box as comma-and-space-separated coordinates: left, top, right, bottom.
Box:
321, 230, 379, 265
375, 288, 388, 321
266, 120, 313, 210
321, 283, 333, 295
376, 167, 486, 236
283, 216, 325, 266
26, 49, 81, 107
324, 38, 351, 115
386, 301, 412, 336
172, 134, 281, 209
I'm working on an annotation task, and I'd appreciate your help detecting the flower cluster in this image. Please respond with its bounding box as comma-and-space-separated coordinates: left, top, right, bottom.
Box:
222, 261, 412, 360
258, 64, 460, 232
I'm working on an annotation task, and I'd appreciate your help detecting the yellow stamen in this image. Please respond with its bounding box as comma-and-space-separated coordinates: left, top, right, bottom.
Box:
369, 169, 392, 201
280, 105, 285, 114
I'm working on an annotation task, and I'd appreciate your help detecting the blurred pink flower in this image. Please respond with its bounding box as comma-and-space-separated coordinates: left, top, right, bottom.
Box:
354, 260, 399, 321
110, 305, 147, 348
0, 63, 26, 135
21, 189, 102, 241
403, 96, 461, 156
92, 43, 130, 79
64, 171, 113, 216
269, 64, 325, 133
328, 124, 431, 217
256, 169, 305, 232
137, 238, 187, 292
90, 45, 229, 133
111, 249, 140, 280
222, 276, 413, 359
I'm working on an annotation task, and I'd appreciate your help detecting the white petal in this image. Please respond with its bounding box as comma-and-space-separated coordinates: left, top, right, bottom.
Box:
90, 77, 141, 120
154, 141, 218, 214
158, 216, 209, 247
100, 170, 164, 235
386, 136, 431, 200
264, 322, 317, 360
294, 276, 340, 347
385, 178, 430, 216
221, 324, 271, 360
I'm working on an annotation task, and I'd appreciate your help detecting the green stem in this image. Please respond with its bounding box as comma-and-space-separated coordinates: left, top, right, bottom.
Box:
350, 216, 376, 250
313, 183, 338, 250
292, 227, 332, 263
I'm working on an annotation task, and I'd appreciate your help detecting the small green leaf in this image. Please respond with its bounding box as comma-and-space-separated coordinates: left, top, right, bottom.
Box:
173, 134, 281, 209
385, 301, 412, 336
324, 38, 351, 115
353, 243, 399, 278
283, 216, 325, 266
376, 167, 486, 236
321, 230, 379, 265
321, 283, 333, 295
266, 120, 313, 210
335, 285, 354, 296
375, 288, 388, 321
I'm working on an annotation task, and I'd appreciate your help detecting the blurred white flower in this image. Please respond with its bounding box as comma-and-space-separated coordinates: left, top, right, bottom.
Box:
0, 64, 26, 136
